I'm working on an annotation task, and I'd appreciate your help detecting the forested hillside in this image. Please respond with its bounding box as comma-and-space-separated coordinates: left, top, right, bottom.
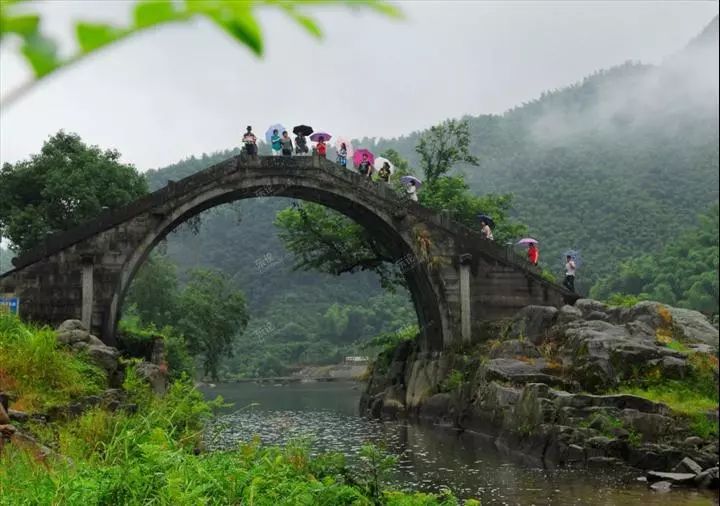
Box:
135, 17, 718, 375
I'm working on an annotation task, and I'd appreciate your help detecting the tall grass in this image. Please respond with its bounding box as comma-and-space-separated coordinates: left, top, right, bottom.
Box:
0, 313, 105, 411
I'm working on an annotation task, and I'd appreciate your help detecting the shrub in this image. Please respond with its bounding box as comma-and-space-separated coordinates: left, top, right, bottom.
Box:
0, 313, 105, 411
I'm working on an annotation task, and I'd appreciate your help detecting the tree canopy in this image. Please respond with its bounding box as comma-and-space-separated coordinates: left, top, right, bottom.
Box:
0, 131, 148, 252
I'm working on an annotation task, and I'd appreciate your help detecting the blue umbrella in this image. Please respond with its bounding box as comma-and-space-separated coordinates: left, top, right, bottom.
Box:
265, 124, 286, 143
401, 175, 422, 188
477, 214, 495, 228
562, 250, 582, 267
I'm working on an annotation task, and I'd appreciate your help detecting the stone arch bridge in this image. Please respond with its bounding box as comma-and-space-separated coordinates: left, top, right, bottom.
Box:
0, 155, 577, 349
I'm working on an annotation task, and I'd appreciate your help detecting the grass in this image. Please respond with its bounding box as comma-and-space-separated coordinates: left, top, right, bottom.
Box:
0, 313, 105, 411
614, 351, 719, 438
1, 316, 466, 505
439, 369, 465, 393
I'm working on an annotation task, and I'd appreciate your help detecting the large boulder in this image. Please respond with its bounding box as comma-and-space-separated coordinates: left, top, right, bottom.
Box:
489, 339, 542, 359
87, 345, 120, 375
507, 306, 558, 345
667, 307, 719, 348
135, 362, 168, 395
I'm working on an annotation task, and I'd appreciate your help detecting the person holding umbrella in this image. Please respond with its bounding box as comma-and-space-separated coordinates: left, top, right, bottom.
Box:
528, 243, 539, 266
242, 126, 257, 156
280, 131, 293, 157
564, 255, 577, 292
293, 125, 312, 155
310, 132, 332, 159
358, 152, 373, 177
401, 175, 422, 202
378, 161, 391, 182
478, 214, 495, 241
337, 142, 348, 168
270, 129, 282, 156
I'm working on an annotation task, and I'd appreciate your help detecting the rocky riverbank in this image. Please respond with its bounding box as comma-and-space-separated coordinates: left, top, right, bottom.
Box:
360, 299, 719, 490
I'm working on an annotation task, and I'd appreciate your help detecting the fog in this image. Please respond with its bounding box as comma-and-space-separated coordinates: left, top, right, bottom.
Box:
0, 2, 717, 169
528, 16, 719, 144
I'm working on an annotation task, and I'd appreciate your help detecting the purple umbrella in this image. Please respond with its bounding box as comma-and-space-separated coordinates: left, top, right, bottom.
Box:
310, 132, 332, 142
401, 175, 422, 188
517, 238, 539, 246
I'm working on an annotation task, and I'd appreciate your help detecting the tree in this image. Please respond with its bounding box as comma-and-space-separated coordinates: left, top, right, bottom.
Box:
416, 118, 479, 184
0, 131, 148, 252
124, 252, 180, 329
274, 140, 526, 290
175, 269, 249, 380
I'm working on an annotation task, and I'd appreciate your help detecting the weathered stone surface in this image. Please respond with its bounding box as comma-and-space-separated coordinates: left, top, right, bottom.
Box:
694, 467, 719, 489
87, 345, 120, 374
507, 306, 558, 345
57, 319, 87, 333
135, 362, 168, 395
557, 305, 582, 326
649, 481, 672, 492
682, 436, 704, 447
668, 307, 719, 348
672, 457, 703, 475
622, 410, 674, 439
646, 471, 697, 485
489, 339, 542, 359
575, 299, 608, 317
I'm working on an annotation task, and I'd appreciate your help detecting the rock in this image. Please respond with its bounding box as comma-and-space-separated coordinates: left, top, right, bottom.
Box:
0, 403, 9, 425
0, 424, 17, 438
507, 305, 558, 345
135, 362, 168, 395
622, 410, 674, 438
484, 359, 570, 389
586, 311, 609, 322
87, 334, 106, 347
419, 393, 453, 423
668, 307, 719, 348
7, 409, 28, 423
646, 471, 697, 485
87, 345, 120, 374
682, 436, 704, 447
562, 443, 586, 463
57, 319, 87, 333
694, 467, 719, 489
557, 305, 582, 326
575, 299, 609, 317
489, 339, 542, 359
587, 456, 621, 468
658, 356, 689, 379
57, 329, 92, 345
672, 457, 703, 475
649, 481, 672, 492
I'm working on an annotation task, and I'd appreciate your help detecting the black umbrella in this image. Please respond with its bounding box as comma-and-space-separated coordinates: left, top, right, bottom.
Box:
477, 214, 495, 228
293, 125, 313, 136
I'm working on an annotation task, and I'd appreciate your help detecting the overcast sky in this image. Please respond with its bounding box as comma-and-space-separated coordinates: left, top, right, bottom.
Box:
0, 1, 717, 171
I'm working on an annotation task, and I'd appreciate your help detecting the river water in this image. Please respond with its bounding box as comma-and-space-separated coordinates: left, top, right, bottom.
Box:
201, 381, 718, 506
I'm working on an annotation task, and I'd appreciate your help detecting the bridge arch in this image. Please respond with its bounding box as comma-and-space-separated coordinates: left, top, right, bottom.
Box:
110, 157, 446, 349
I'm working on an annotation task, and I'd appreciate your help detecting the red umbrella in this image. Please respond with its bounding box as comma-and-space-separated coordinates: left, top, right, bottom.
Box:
353, 148, 375, 167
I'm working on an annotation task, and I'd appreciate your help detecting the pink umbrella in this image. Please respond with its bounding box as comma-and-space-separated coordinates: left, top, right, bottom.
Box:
517, 238, 539, 246
335, 137, 354, 158
353, 148, 375, 167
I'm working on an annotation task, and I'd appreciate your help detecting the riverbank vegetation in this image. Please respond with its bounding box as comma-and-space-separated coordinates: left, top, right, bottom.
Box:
1, 314, 470, 505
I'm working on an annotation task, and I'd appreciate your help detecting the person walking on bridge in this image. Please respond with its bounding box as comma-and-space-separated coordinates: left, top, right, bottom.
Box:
480, 220, 494, 241
243, 126, 257, 156
528, 243, 539, 266
270, 129, 282, 156
280, 131, 293, 157
316, 136, 327, 159
563, 255, 576, 292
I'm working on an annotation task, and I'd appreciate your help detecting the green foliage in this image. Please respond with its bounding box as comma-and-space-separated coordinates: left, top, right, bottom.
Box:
439, 369, 465, 393
0, 131, 148, 252
0, 0, 401, 106
0, 312, 105, 411
593, 206, 719, 315
614, 352, 719, 437
606, 293, 645, 308
124, 252, 180, 329
416, 118, 479, 184
175, 269, 250, 381
0, 338, 457, 505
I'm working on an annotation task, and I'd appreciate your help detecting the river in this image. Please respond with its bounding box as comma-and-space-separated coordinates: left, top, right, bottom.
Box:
201, 381, 718, 506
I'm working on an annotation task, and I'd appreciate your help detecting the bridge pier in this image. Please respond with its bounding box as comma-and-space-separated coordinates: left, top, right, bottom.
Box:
459, 254, 472, 343
81, 257, 94, 330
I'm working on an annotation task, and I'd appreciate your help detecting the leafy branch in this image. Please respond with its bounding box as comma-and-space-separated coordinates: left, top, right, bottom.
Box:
0, 0, 402, 108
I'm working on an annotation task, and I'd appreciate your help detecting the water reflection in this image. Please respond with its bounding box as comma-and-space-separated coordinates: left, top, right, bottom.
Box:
202, 382, 718, 506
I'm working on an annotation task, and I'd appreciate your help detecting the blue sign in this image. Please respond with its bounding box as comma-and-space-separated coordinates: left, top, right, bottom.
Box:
0, 296, 19, 315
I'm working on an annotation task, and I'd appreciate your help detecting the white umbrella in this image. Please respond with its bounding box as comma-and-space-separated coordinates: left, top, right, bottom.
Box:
373, 157, 395, 174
